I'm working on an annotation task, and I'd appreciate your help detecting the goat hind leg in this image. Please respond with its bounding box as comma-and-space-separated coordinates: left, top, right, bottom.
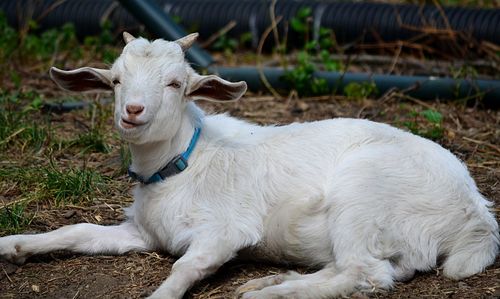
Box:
235, 270, 303, 296
235, 262, 338, 296
0, 222, 149, 264
240, 263, 393, 299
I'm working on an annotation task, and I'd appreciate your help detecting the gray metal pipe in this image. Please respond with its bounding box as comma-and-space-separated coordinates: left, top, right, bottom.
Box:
211, 66, 500, 107
118, 0, 213, 68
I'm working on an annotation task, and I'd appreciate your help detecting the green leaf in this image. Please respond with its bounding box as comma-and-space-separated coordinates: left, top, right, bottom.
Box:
421, 109, 443, 124
290, 18, 306, 33
297, 7, 312, 19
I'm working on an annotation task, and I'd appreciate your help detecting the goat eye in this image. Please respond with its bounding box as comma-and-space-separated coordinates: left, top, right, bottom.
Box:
112, 79, 120, 85
168, 81, 181, 89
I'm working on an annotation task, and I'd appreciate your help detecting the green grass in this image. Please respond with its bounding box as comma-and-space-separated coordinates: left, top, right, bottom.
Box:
344, 82, 379, 100
0, 90, 49, 152
0, 163, 107, 206
0, 203, 34, 234
44, 163, 107, 206
66, 129, 110, 154
403, 109, 445, 140
117, 144, 132, 176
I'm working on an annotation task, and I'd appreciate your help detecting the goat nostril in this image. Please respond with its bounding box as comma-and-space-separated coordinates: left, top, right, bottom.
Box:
126, 104, 145, 115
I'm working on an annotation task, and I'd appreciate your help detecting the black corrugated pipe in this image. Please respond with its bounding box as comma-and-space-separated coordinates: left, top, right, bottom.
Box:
1, 0, 500, 47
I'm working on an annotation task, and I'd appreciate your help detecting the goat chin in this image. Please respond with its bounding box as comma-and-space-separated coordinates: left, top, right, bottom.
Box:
2, 33, 497, 299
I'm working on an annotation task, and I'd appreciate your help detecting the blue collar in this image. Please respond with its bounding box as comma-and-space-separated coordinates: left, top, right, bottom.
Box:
128, 127, 202, 185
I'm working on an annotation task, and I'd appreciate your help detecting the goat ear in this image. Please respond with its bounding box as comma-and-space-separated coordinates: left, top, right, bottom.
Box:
50, 67, 112, 92
186, 74, 247, 102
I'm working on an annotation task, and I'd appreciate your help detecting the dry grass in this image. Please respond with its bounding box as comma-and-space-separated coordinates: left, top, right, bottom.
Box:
0, 82, 498, 298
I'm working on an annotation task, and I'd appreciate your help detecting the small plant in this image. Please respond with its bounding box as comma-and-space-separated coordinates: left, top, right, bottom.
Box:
344, 82, 378, 99
0, 14, 119, 72
68, 129, 110, 154
290, 7, 313, 38
0, 12, 17, 63
212, 33, 239, 54
0, 90, 49, 151
117, 143, 132, 176
0, 203, 34, 234
20, 22, 81, 62
44, 163, 106, 206
83, 21, 118, 64
282, 51, 329, 96
403, 109, 444, 140
239, 32, 253, 48
450, 65, 483, 103
283, 7, 342, 97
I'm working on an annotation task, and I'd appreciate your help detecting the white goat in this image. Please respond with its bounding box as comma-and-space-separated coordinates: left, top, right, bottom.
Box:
0, 32, 498, 299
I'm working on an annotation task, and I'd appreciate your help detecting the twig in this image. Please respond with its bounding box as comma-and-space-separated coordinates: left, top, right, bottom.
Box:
462, 137, 500, 155
0, 197, 34, 210
256, 15, 283, 99
200, 21, 237, 49
431, 0, 454, 39
0, 128, 26, 146
388, 41, 403, 74
2, 267, 13, 283
396, 94, 436, 110
269, 0, 281, 50
35, 0, 68, 23
100, 1, 119, 25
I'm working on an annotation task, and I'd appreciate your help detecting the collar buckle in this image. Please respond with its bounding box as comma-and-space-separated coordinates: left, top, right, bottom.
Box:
157, 154, 188, 179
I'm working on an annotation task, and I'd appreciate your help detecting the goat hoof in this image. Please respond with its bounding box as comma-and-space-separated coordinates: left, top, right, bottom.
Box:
0, 236, 29, 265
236, 274, 285, 297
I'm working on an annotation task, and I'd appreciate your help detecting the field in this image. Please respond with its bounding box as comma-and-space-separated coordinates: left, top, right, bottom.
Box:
0, 5, 499, 299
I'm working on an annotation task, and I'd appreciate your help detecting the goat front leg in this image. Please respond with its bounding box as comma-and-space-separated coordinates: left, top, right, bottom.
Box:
0, 222, 149, 264
148, 238, 237, 299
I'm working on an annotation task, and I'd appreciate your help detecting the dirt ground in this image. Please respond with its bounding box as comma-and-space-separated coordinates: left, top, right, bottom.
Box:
0, 92, 499, 298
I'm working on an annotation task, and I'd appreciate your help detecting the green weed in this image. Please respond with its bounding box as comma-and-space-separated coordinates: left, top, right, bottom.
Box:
0, 203, 33, 235
344, 82, 379, 100
0, 12, 17, 63
0, 165, 39, 234
59, 97, 112, 154
290, 7, 313, 37
403, 109, 444, 140
44, 163, 107, 206
118, 144, 132, 176
282, 51, 329, 96
0, 90, 49, 151
20, 23, 81, 62
284, 7, 342, 97
82, 21, 118, 64
67, 129, 110, 154
212, 34, 239, 54
0, 13, 118, 69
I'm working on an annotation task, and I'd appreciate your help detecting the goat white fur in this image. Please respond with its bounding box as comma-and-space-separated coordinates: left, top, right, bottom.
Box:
0, 33, 498, 299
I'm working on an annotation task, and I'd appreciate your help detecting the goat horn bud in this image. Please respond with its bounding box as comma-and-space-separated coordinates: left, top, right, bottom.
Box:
175, 33, 199, 52
123, 32, 136, 44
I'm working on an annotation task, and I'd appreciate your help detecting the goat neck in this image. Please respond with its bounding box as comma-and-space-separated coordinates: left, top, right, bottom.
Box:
128, 104, 201, 180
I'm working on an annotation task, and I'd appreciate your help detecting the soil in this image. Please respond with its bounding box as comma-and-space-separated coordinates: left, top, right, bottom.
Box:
1, 92, 499, 299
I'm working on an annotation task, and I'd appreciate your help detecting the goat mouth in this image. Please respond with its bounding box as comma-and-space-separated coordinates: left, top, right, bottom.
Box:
120, 118, 146, 129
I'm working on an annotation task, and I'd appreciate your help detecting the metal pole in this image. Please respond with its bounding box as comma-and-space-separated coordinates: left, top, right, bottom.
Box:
211, 66, 500, 107
118, 0, 213, 68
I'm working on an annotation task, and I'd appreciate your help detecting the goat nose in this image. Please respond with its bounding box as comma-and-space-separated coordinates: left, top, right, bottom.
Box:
126, 104, 145, 115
